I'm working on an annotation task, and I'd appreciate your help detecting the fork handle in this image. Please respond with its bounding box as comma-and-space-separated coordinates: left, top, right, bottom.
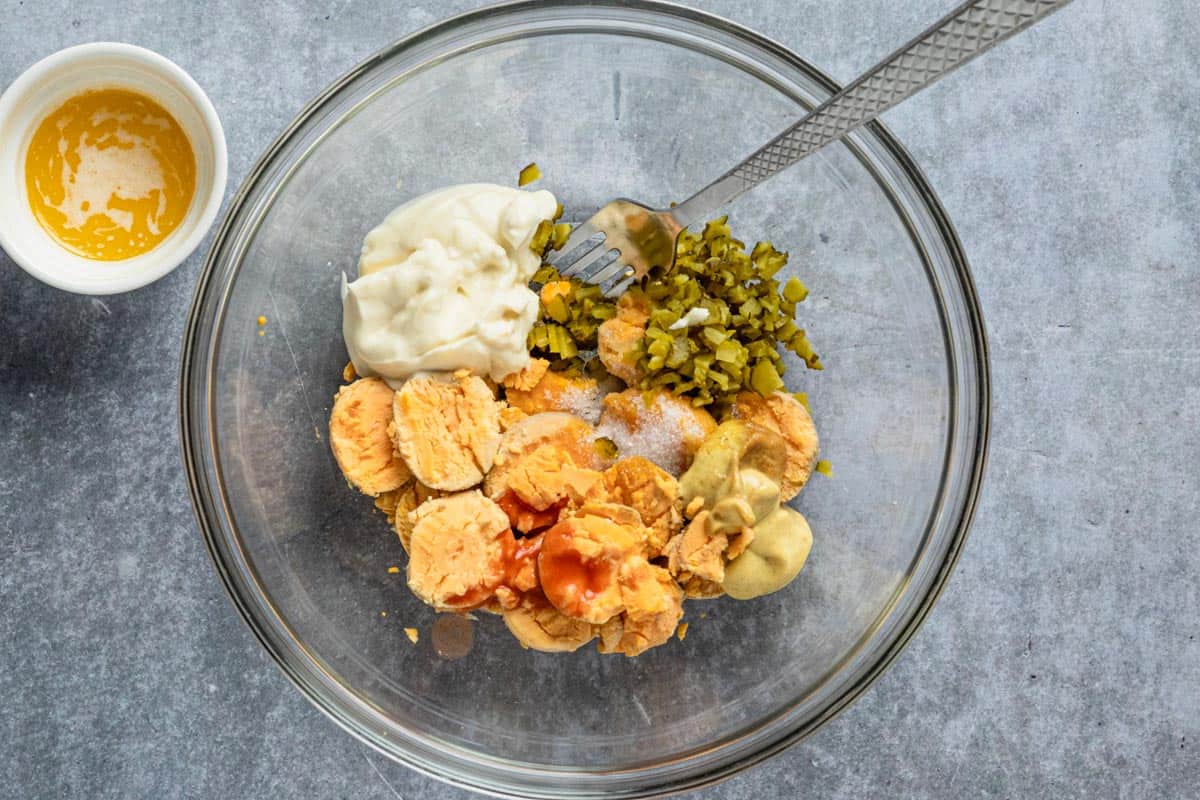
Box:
673, 0, 1071, 224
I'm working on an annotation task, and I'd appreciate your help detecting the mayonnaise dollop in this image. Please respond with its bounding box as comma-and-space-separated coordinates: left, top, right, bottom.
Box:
342, 184, 558, 383
668, 307, 711, 331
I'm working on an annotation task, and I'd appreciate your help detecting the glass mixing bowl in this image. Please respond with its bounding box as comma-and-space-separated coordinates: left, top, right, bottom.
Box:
180, 2, 989, 796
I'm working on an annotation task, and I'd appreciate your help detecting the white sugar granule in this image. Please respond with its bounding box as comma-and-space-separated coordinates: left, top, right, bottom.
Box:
555, 383, 604, 425
597, 394, 706, 475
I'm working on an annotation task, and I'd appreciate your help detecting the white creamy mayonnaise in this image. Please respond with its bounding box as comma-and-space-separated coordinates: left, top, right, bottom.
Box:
341, 183, 558, 383
668, 307, 711, 331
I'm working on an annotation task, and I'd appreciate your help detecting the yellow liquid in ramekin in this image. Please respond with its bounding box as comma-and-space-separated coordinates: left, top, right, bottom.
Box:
24, 88, 196, 261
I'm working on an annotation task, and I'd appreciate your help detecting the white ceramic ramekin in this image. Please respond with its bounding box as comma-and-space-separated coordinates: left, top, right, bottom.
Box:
0, 43, 227, 295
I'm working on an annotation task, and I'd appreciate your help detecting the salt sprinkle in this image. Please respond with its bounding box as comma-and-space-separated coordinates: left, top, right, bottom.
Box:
597, 393, 706, 475
556, 384, 604, 424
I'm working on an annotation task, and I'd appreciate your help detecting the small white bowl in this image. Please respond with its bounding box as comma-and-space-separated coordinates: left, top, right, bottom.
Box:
0, 43, 227, 295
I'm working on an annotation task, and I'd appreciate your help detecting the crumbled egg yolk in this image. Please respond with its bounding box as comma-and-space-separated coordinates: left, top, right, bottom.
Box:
24, 88, 196, 261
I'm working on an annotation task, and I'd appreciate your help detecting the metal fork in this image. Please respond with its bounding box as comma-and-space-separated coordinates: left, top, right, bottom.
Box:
554, 0, 1073, 296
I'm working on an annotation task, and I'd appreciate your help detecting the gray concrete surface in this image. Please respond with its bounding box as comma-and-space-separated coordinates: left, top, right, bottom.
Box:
1, 1, 1197, 797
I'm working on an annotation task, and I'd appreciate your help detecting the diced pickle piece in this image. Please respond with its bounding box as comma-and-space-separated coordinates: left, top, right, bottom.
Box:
518, 162, 541, 186
529, 219, 554, 255
551, 222, 572, 250
529, 210, 819, 410
750, 360, 784, 395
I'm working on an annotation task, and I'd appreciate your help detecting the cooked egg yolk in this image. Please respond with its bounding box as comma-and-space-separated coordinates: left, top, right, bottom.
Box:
24, 88, 195, 261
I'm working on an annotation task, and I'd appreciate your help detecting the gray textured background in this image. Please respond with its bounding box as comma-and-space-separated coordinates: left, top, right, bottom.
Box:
2, 1, 1197, 798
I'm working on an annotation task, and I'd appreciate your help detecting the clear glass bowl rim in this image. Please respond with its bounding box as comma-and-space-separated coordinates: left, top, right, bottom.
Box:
179, 1, 991, 797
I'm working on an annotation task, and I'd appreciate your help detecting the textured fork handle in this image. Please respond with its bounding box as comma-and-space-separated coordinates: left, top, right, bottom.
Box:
675, 0, 1071, 223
